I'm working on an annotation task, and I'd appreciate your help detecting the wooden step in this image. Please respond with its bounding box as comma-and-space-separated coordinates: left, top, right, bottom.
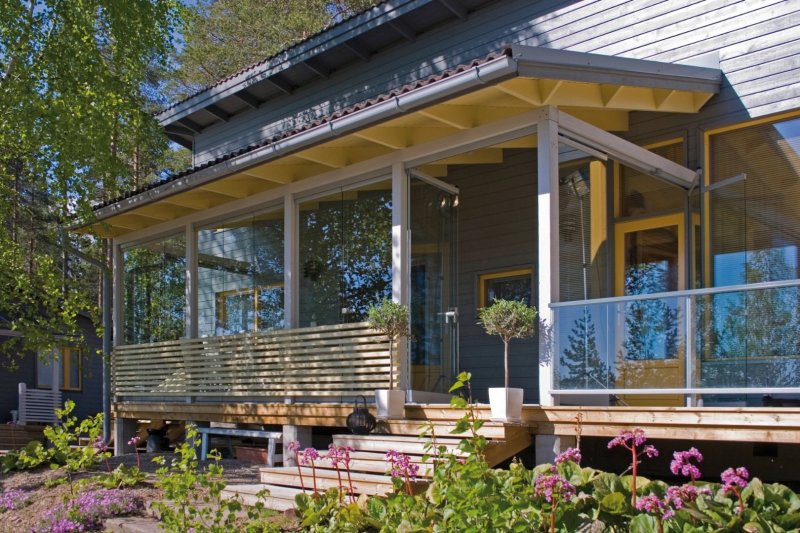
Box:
297, 449, 435, 477
332, 434, 464, 455
377, 419, 511, 439
222, 483, 307, 512
259, 466, 413, 496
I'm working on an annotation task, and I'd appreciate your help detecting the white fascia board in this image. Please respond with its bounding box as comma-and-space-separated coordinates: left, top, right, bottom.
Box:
511, 45, 721, 94
94, 55, 517, 223
557, 110, 698, 187
157, 0, 432, 126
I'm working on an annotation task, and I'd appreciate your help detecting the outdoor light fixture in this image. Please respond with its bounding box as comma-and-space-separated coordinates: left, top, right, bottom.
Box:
346, 395, 376, 435
564, 167, 590, 198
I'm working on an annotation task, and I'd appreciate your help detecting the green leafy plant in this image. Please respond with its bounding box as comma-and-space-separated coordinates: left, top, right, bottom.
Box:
367, 299, 410, 390
96, 464, 147, 489
478, 299, 537, 389
151, 424, 242, 532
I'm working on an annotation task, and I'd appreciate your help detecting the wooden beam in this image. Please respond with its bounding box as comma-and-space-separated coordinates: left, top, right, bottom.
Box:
388, 19, 416, 42
496, 78, 542, 106
264, 74, 293, 95
302, 57, 330, 79
164, 124, 195, 137
205, 104, 231, 122
437, 0, 468, 20
239, 166, 293, 184
354, 128, 408, 149
160, 195, 214, 210
343, 39, 370, 61
539, 79, 563, 105
419, 105, 476, 130
294, 146, 349, 168
599, 84, 624, 107
177, 117, 203, 134
233, 90, 262, 109
199, 181, 250, 199
435, 147, 503, 165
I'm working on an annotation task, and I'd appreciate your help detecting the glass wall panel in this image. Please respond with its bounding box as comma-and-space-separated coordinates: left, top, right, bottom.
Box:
409, 176, 458, 393
703, 115, 800, 389
559, 146, 609, 301
197, 208, 284, 337
618, 141, 685, 217
298, 180, 392, 327
123, 234, 186, 344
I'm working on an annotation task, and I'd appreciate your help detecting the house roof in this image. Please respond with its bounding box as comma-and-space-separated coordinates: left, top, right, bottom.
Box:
160, 0, 494, 147
85, 44, 720, 237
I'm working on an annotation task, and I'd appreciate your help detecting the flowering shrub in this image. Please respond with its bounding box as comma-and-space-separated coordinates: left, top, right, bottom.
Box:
385, 449, 419, 495
32, 488, 142, 532
607, 427, 659, 506
670, 447, 703, 481
0, 488, 30, 511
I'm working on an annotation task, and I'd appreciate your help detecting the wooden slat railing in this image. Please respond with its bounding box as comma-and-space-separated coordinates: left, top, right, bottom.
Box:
112, 322, 394, 401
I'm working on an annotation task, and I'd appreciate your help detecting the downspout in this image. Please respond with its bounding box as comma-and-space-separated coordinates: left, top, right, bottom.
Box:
60, 230, 112, 443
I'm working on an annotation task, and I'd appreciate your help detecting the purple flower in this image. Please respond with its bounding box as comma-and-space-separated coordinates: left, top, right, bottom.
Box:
670, 447, 703, 480
386, 449, 420, 480
93, 436, 109, 453
666, 483, 712, 509
643, 445, 659, 458
554, 447, 582, 465
533, 474, 575, 505
721, 466, 749, 491
33, 489, 143, 532
286, 441, 300, 454
0, 488, 30, 511
326, 444, 353, 468
635, 493, 675, 520
127, 435, 139, 447
300, 447, 319, 466
608, 428, 648, 450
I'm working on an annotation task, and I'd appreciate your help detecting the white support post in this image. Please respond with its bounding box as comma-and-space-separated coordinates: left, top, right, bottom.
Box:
112, 242, 124, 348
537, 107, 560, 407
17, 383, 27, 425
284, 193, 298, 329
186, 223, 198, 339
391, 162, 410, 392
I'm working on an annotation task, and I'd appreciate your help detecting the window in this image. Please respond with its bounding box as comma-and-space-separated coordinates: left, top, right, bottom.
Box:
215, 284, 284, 334
478, 268, 533, 308
37, 347, 82, 391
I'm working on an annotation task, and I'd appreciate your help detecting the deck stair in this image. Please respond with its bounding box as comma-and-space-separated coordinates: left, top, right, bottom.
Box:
222, 420, 533, 511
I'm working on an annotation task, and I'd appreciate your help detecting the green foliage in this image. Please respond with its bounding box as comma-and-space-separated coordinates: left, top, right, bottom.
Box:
367, 299, 410, 343
478, 299, 538, 389
297, 373, 800, 532
171, 0, 378, 95
152, 424, 279, 532
0, 0, 181, 361
367, 299, 410, 389
96, 464, 147, 489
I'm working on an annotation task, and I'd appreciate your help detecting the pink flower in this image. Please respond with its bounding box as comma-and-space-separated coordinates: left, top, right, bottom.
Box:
608, 428, 649, 450
635, 493, 675, 520
533, 474, 575, 505
127, 435, 139, 447
93, 436, 109, 453
326, 444, 353, 468
670, 447, 703, 480
721, 466, 749, 491
386, 449, 420, 480
554, 447, 582, 465
300, 447, 319, 466
286, 441, 300, 454
666, 483, 711, 509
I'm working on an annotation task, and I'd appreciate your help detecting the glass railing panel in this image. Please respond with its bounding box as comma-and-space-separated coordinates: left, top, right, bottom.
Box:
694, 286, 800, 389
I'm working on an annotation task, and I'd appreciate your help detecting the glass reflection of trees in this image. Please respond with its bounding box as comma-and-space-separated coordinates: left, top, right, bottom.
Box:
123, 235, 186, 345
299, 183, 392, 327
559, 313, 613, 389
699, 248, 800, 387
623, 262, 679, 361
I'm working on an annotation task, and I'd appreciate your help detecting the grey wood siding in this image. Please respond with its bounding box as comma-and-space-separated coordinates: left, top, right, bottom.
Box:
0, 316, 103, 423
440, 148, 539, 402
191, 0, 800, 166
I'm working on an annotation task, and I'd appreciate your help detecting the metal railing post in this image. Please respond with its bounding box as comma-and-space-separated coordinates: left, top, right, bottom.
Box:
684, 295, 694, 407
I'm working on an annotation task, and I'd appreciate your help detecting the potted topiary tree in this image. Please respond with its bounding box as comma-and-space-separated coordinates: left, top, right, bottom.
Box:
367, 299, 410, 419
478, 299, 538, 421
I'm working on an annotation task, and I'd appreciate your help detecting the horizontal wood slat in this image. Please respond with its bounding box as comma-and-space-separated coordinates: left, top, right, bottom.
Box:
113, 322, 393, 399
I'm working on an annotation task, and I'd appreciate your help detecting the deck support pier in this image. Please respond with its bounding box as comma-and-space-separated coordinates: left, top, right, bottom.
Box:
282, 424, 312, 466
535, 434, 576, 464
114, 417, 138, 456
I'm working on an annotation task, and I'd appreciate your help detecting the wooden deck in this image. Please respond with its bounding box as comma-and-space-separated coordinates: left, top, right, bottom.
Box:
113, 402, 800, 444
0, 424, 45, 450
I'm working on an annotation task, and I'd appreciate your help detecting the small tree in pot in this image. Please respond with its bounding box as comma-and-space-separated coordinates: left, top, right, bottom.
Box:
479, 299, 538, 421
367, 299, 410, 418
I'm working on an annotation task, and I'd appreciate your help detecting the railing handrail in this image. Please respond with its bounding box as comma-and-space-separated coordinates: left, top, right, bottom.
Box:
550, 278, 800, 308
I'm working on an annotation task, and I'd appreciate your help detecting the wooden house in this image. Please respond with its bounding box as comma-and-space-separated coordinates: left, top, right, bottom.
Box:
82, 0, 800, 484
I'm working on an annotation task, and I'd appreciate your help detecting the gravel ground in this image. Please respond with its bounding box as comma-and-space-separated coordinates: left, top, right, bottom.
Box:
0, 452, 266, 532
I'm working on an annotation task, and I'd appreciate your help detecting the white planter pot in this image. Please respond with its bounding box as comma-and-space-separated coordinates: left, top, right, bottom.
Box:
375, 389, 405, 419
488, 387, 524, 422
